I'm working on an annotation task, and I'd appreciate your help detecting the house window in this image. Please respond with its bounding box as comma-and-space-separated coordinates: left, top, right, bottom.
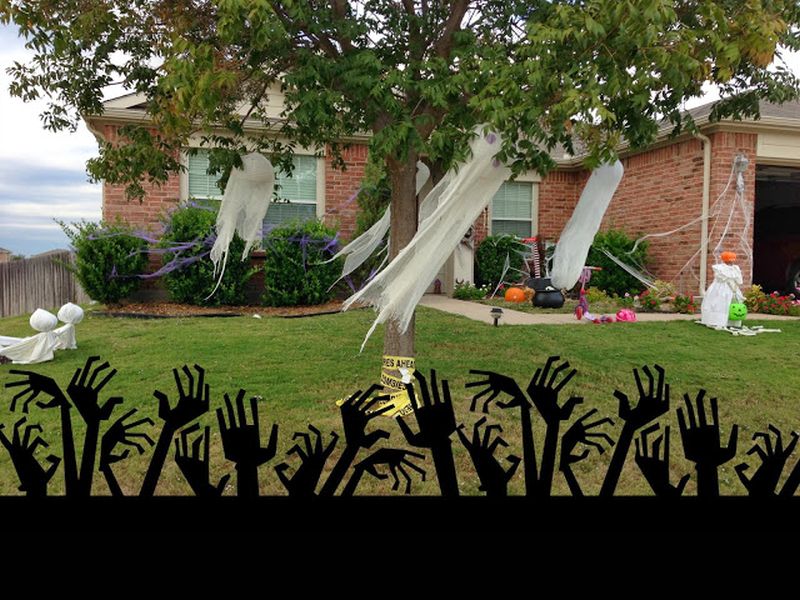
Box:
185, 150, 318, 227
265, 154, 318, 228
491, 181, 536, 237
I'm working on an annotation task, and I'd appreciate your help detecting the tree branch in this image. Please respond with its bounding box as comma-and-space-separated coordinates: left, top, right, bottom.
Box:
330, 0, 354, 53
432, 0, 470, 59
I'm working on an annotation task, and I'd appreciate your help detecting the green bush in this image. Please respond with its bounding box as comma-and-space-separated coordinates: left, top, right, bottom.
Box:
673, 294, 697, 314
586, 229, 649, 297
452, 281, 490, 301
262, 220, 343, 306
475, 235, 526, 289
161, 205, 255, 305
61, 220, 147, 305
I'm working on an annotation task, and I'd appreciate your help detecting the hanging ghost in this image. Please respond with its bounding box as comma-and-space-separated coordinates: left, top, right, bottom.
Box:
323, 161, 442, 283
343, 129, 511, 351
208, 152, 275, 297
550, 161, 624, 290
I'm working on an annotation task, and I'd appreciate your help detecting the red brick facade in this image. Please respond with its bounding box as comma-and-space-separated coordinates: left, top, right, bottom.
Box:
99, 123, 758, 295
322, 144, 368, 240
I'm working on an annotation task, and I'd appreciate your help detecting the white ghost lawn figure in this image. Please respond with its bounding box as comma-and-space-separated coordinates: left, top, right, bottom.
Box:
0, 308, 61, 364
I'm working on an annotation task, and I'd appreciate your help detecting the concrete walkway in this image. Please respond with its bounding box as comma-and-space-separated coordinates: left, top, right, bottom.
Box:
418, 294, 798, 326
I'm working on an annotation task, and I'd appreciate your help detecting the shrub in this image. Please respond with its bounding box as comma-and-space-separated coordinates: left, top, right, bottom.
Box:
586, 229, 649, 297
453, 281, 490, 301
585, 287, 611, 304
651, 279, 677, 300
475, 235, 526, 289
747, 289, 800, 316
744, 284, 768, 312
161, 205, 255, 306
673, 294, 697, 314
615, 292, 635, 308
61, 220, 147, 305
262, 220, 343, 306
638, 289, 660, 311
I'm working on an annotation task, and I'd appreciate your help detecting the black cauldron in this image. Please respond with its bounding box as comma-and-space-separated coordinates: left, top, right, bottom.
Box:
526, 277, 565, 309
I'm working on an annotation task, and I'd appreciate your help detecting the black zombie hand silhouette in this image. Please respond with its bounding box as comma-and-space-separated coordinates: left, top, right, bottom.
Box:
528, 356, 582, 496
0, 417, 60, 497
100, 408, 155, 496
467, 369, 538, 493
141, 364, 210, 497
217, 390, 278, 497
466, 370, 528, 413
399, 370, 459, 496
601, 364, 670, 497
174, 424, 230, 497
275, 425, 338, 496
5, 370, 66, 413
343, 448, 426, 496
560, 409, 615, 496
735, 425, 799, 497
319, 385, 392, 496
635, 424, 689, 498
6, 368, 77, 493
457, 418, 519, 496
677, 390, 738, 497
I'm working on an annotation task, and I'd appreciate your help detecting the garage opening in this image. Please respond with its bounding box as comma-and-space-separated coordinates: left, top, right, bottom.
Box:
754, 165, 800, 294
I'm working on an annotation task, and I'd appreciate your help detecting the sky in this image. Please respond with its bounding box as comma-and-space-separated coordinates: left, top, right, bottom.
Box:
0, 22, 799, 257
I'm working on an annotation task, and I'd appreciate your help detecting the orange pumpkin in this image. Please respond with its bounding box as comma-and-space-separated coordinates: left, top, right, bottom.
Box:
504, 287, 526, 303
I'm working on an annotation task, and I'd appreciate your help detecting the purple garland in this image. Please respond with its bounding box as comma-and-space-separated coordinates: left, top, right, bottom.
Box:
85, 224, 344, 282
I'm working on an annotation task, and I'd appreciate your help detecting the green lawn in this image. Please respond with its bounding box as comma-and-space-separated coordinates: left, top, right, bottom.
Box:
0, 305, 798, 496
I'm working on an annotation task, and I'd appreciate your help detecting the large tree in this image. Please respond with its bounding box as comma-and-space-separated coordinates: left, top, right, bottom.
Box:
3, 0, 799, 359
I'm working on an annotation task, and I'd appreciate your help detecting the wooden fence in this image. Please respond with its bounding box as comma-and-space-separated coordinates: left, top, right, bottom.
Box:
0, 251, 91, 318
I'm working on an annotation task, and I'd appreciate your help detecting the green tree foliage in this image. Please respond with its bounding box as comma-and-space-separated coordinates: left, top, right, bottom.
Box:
4, 1, 798, 195
262, 220, 343, 306
60, 220, 147, 305
586, 229, 650, 296
161, 205, 256, 305
475, 234, 527, 289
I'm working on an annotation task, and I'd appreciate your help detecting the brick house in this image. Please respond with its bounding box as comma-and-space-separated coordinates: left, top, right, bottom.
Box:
85, 91, 800, 297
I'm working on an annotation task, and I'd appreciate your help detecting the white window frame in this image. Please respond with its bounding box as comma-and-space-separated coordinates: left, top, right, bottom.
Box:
488, 173, 540, 237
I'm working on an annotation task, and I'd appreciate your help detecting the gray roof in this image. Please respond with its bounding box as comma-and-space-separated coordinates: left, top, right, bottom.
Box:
685, 98, 800, 123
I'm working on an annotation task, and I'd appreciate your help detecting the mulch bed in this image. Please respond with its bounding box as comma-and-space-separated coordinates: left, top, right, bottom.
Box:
97, 300, 359, 319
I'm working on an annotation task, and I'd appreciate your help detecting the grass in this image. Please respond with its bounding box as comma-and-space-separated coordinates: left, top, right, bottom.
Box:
1, 305, 798, 496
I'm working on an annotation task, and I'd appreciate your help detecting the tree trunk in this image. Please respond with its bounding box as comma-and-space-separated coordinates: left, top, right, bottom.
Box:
383, 151, 419, 359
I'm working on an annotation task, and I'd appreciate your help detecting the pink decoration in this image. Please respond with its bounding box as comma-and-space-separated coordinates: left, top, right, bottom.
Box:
615, 308, 637, 322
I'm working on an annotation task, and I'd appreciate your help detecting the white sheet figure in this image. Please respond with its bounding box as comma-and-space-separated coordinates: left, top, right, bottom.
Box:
701, 262, 744, 328
343, 129, 511, 350
208, 152, 275, 298
55, 302, 85, 350
0, 309, 60, 364
0, 335, 22, 348
324, 162, 442, 282
550, 161, 624, 290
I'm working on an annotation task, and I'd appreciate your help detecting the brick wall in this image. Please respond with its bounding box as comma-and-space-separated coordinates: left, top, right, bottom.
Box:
322, 144, 369, 241
602, 138, 706, 293
705, 131, 757, 287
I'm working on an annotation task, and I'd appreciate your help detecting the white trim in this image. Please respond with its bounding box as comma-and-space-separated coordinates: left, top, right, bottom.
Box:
316, 155, 326, 218
488, 180, 539, 237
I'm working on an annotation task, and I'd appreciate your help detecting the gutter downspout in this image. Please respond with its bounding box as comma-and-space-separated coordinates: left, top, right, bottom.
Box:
696, 132, 712, 296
